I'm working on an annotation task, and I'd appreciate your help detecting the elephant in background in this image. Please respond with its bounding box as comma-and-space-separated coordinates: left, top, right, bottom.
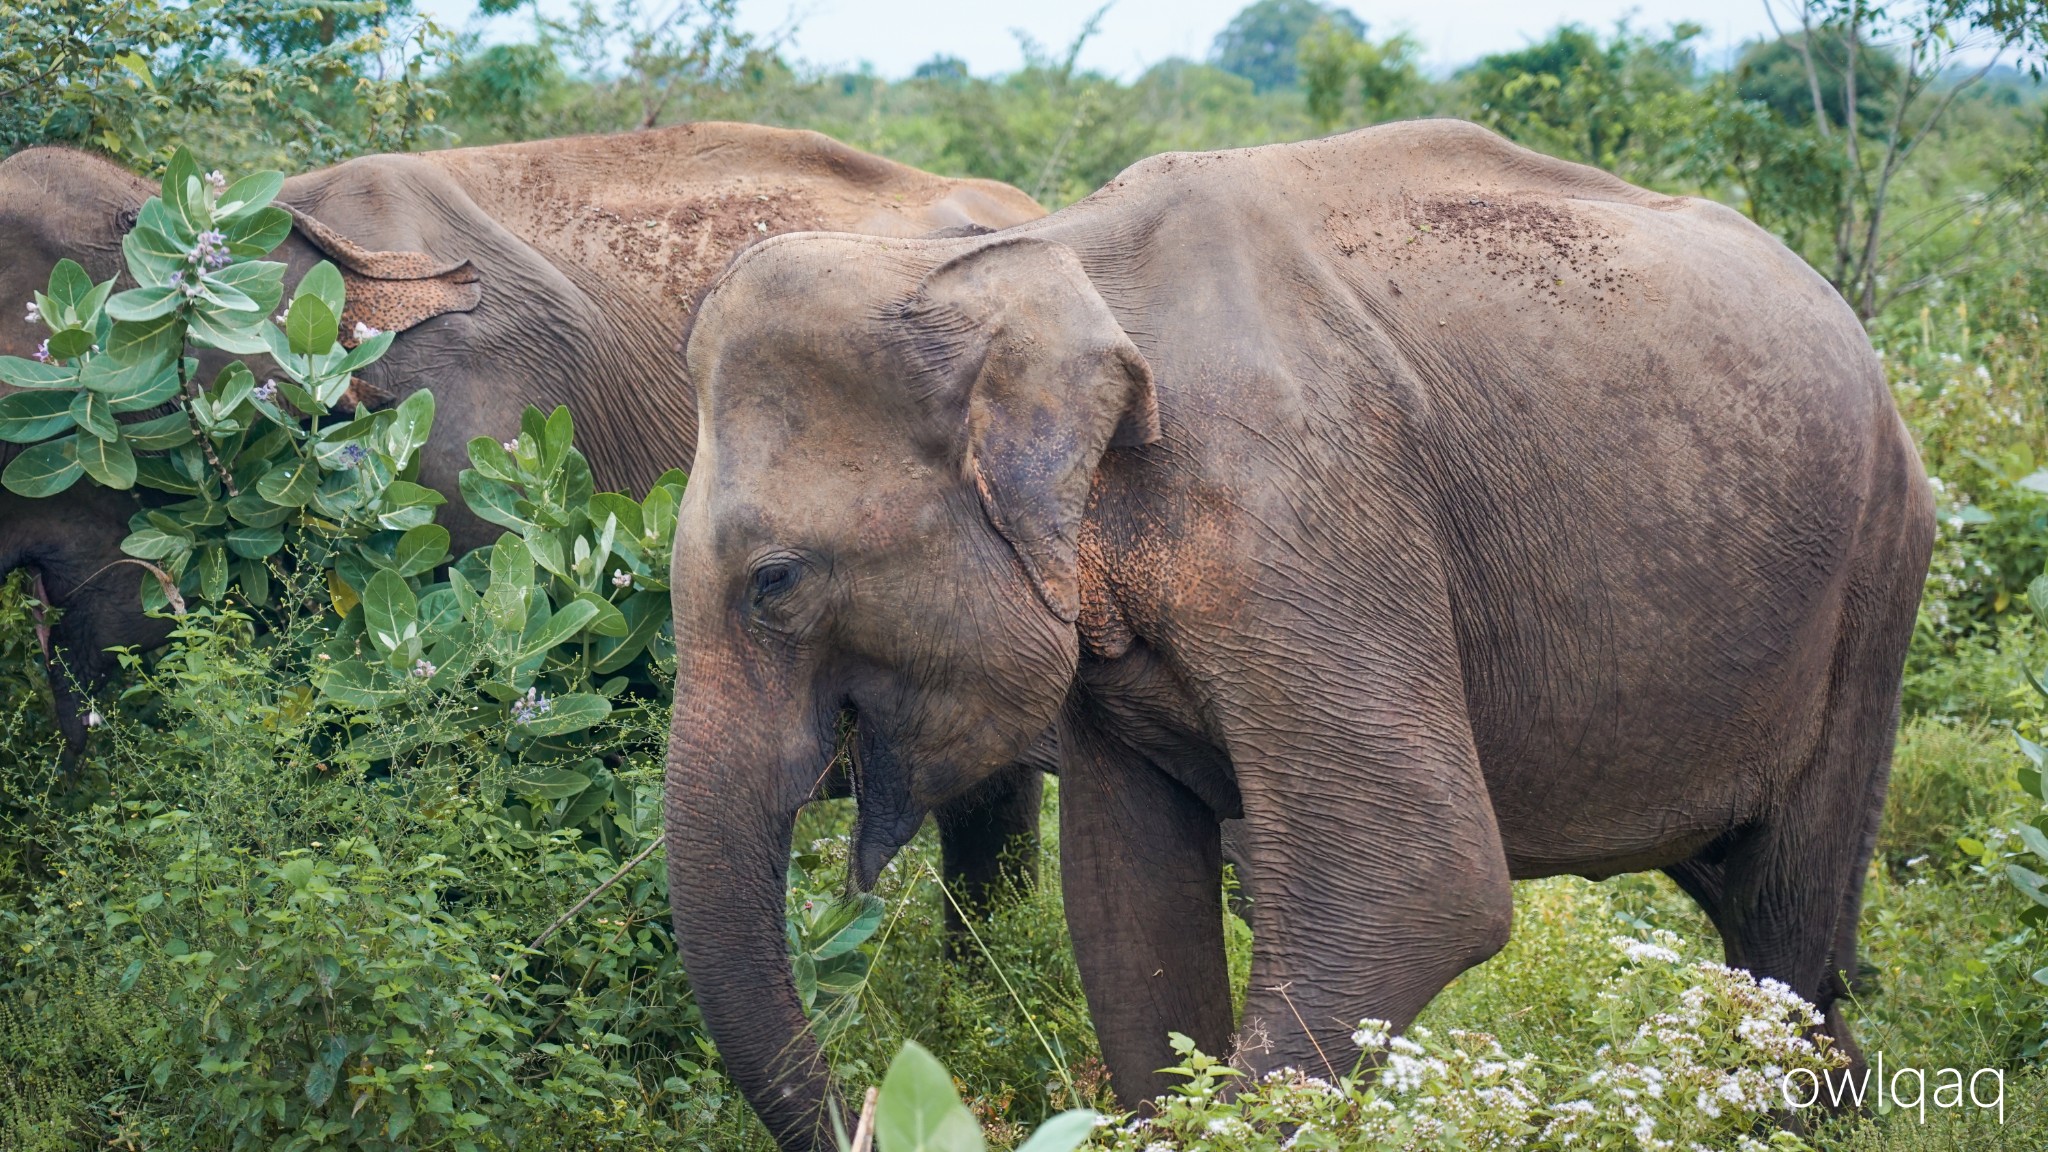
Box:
662, 119, 1934, 1149
0, 125, 1049, 917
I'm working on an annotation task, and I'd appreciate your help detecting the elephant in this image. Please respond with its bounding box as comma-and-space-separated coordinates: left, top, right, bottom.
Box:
662, 118, 1935, 1149
0, 124, 1050, 914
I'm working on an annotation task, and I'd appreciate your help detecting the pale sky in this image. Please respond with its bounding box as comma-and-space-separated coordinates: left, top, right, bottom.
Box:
413, 0, 1792, 78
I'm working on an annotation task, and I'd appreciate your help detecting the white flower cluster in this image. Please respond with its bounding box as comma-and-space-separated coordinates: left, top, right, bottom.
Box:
1096, 932, 1842, 1152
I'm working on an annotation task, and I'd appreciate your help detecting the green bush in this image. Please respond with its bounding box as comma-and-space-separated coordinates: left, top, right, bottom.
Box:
0, 152, 882, 1150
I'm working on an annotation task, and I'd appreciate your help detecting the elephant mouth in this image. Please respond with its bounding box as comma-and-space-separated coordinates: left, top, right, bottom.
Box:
845, 708, 927, 892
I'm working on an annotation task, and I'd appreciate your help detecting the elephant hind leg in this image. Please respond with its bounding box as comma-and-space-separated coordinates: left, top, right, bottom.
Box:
1674, 591, 1909, 1085
935, 762, 1045, 944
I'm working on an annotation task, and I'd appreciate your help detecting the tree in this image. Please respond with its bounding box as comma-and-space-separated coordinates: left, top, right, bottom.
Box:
1298, 17, 1423, 130
1211, 0, 1365, 91
1459, 22, 1705, 178
0, 0, 448, 171
1758, 0, 2048, 316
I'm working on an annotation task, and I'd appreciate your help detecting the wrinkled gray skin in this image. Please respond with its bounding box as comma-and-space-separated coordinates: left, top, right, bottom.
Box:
0, 125, 1052, 917
667, 119, 1934, 1149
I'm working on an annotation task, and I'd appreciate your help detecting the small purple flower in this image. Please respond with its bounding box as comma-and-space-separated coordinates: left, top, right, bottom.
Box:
610, 569, 633, 588
187, 230, 230, 271
335, 443, 369, 469
254, 379, 278, 402
411, 659, 437, 679
205, 170, 227, 194
169, 270, 183, 286
510, 687, 552, 726
351, 321, 381, 342
32, 340, 49, 363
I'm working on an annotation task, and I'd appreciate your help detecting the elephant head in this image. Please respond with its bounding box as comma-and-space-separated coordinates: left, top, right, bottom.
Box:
666, 231, 1155, 1148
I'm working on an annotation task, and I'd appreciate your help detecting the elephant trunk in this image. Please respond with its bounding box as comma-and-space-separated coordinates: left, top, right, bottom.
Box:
665, 671, 841, 1152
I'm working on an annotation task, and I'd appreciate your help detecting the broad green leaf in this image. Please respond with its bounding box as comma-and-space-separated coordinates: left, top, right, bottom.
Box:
591, 591, 670, 674
0, 391, 77, 443
513, 692, 610, 737
69, 390, 118, 441
1014, 1112, 1102, 1152
2009, 864, 2048, 909
3, 436, 83, 497
363, 570, 420, 656
76, 278, 115, 325
298, 261, 347, 318
211, 260, 286, 318
223, 206, 292, 256
2018, 823, 2048, 864
192, 275, 259, 315
541, 405, 574, 470
216, 172, 284, 220
2018, 733, 2046, 769
82, 348, 179, 409
303, 1035, 349, 1108
77, 433, 137, 489
286, 295, 337, 357
162, 147, 205, 233
47, 327, 94, 360
107, 285, 182, 322
104, 311, 183, 368
467, 436, 525, 484
393, 525, 451, 577
334, 330, 396, 377
460, 470, 532, 531
122, 221, 185, 288
483, 535, 533, 630
122, 526, 193, 561
210, 362, 255, 415
875, 1041, 985, 1152
589, 492, 645, 539
386, 388, 434, 462
448, 569, 480, 620
573, 591, 629, 638
225, 524, 285, 559
515, 598, 600, 661
509, 767, 594, 800
121, 411, 195, 452
318, 658, 403, 709
809, 893, 884, 960
381, 481, 446, 513
0, 357, 80, 389
227, 490, 294, 528
48, 259, 92, 313
197, 544, 228, 601
257, 460, 319, 506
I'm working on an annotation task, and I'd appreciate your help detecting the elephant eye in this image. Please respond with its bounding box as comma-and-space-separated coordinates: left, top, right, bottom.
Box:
748, 558, 801, 605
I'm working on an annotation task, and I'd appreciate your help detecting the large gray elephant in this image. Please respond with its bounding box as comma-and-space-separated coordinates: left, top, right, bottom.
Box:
664, 119, 1934, 1149
0, 124, 1048, 915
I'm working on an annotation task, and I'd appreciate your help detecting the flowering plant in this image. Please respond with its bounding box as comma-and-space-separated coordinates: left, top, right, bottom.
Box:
2, 152, 692, 848
1091, 932, 1839, 1152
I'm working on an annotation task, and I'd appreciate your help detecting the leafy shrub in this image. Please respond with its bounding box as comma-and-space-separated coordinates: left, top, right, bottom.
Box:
0, 152, 885, 1150
0, 0, 447, 170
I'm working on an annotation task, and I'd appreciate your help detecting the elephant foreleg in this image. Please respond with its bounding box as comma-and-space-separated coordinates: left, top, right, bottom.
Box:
1058, 701, 1233, 1109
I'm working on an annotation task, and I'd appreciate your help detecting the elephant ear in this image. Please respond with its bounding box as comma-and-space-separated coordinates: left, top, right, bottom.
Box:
897, 236, 1158, 623
285, 206, 482, 347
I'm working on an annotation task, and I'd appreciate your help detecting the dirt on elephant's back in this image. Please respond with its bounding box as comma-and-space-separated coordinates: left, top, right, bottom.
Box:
567, 185, 828, 306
